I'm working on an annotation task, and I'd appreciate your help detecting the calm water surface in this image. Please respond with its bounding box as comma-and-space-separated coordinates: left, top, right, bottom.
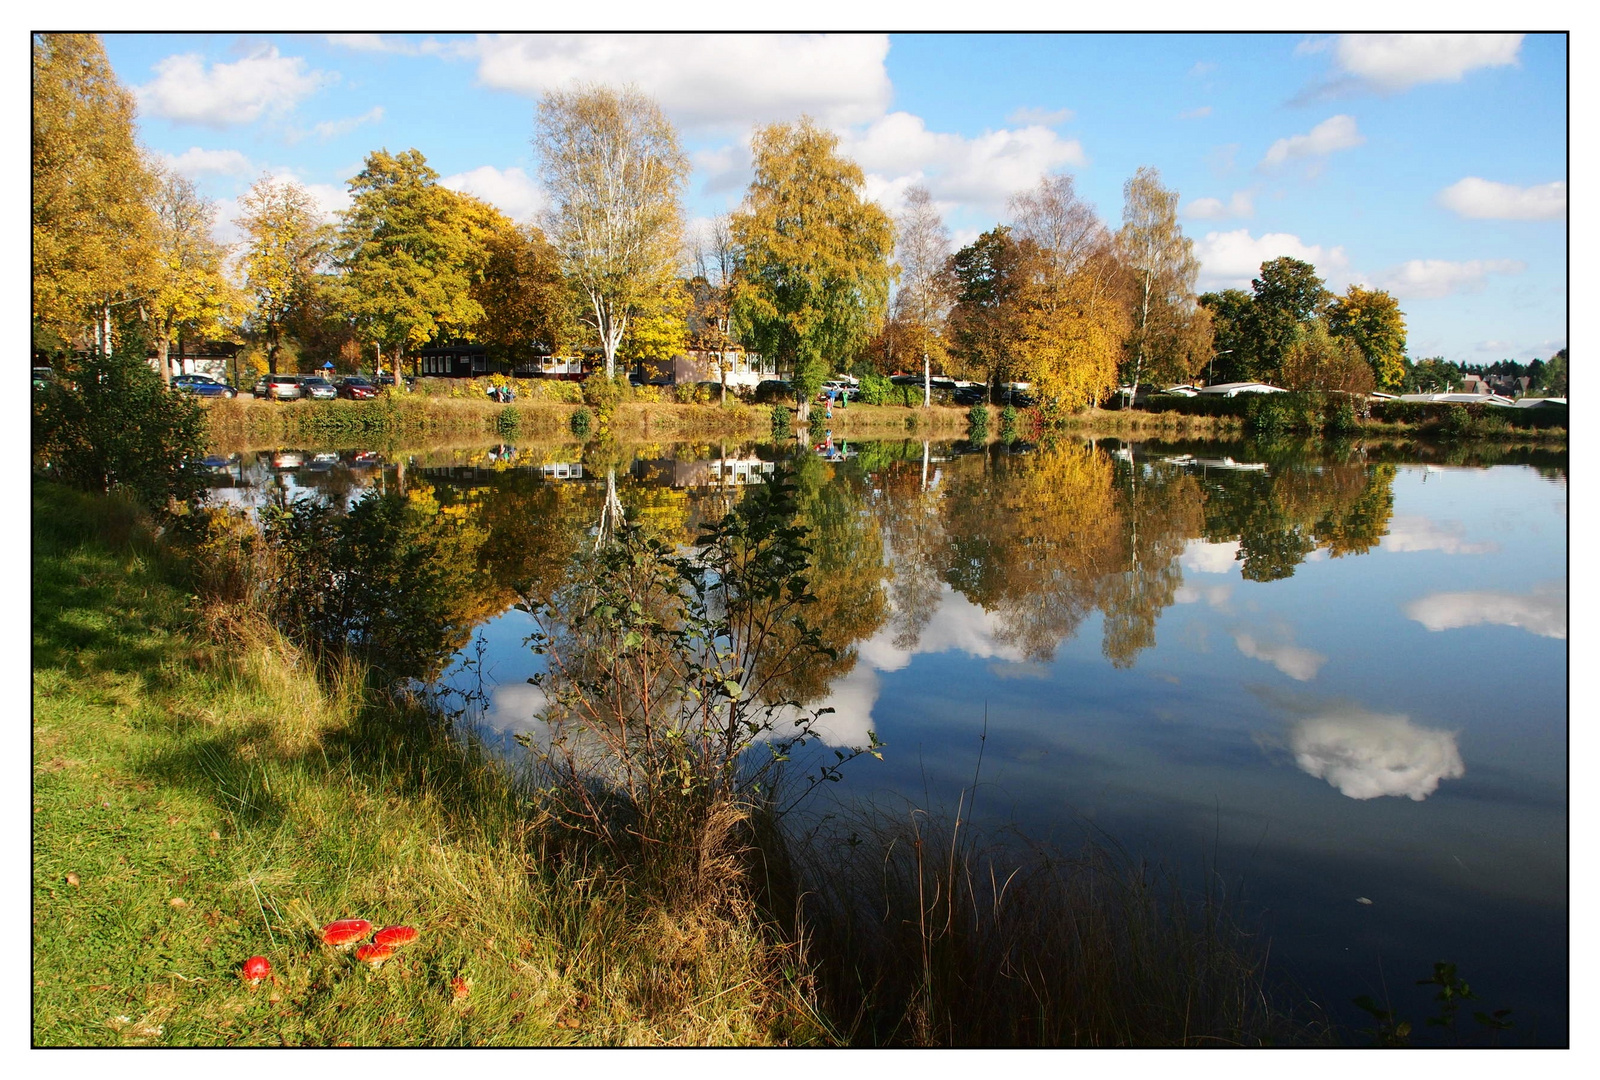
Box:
207, 436, 1568, 1042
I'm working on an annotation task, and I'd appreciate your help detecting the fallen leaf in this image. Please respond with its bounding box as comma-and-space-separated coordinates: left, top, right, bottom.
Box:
65, 872, 80, 887
168, 898, 187, 908
209, 831, 221, 841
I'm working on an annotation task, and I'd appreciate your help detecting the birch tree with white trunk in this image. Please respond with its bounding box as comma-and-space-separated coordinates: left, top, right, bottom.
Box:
534, 84, 689, 380
893, 186, 953, 408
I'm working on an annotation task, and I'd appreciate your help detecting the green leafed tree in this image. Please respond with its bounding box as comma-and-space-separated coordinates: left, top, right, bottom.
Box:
1247, 257, 1332, 384
534, 84, 690, 379
1327, 285, 1408, 391
730, 117, 896, 419
32, 32, 158, 356
336, 149, 485, 383
236, 175, 330, 374
1197, 288, 1255, 385
947, 226, 1033, 397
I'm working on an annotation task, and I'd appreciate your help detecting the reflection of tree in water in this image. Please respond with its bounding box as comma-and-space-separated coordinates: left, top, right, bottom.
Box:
1198, 460, 1395, 582
759, 452, 889, 702
1095, 460, 1204, 668
939, 442, 1125, 662
873, 443, 948, 652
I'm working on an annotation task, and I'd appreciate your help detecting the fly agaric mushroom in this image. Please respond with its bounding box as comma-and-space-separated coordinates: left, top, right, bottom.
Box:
241, 956, 272, 985
321, 918, 373, 948
373, 925, 418, 948
355, 942, 394, 967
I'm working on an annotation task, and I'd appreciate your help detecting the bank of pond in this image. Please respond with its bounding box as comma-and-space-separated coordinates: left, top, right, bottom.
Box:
33, 433, 1567, 1046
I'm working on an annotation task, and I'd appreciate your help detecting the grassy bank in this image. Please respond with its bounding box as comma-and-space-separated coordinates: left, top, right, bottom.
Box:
31, 484, 814, 1047
34, 481, 1315, 1046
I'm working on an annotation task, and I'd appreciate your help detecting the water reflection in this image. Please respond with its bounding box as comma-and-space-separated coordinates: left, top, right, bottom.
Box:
202, 434, 1567, 1040
1403, 581, 1568, 639
1285, 704, 1466, 802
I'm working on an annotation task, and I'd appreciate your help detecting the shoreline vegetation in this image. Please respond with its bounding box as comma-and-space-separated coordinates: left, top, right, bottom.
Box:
196, 390, 1564, 451
33, 481, 1325, 1047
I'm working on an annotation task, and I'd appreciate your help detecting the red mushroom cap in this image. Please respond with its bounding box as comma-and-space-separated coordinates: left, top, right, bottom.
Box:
241, 956, 272, 984
373, 925, 418, 948
321, 918, 373, 947
355, 942, 394, 967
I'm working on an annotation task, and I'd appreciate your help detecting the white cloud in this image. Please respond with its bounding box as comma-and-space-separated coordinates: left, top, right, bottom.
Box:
135, 45, 332, 127
1184, 190, 1253, 221
468, 33, 892, 131
1007, 106, 1074, 126
1189, 61, 1217, 77
1375, 258, 1526, 300
1193, 229, 1348, 291
1438, 177, 1566, 221
441, 165, 546, 223
161, 147, 252, 177
1259, 114, 1364, 169
1381, 515, 1499, 556
312, 106, 385, 142
1180, 539, 1241, 575
1329, 33, 1523, 94
1234, 631, 1327, 682
1288, 706, 1464, 800
1178, 105, 1213, 120
1403, 582, 1566, 639
839, 111, 1087, 215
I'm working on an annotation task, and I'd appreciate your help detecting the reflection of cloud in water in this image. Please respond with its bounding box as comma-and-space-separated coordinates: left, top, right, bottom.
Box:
858, 588, 1025, 673
1403, 581, 1566, 639
806, 587, 1034, 747
1233, 632, 1326, 681
1381, 514, 1499, 556
1175, 583, 1232, 609
482, 681, 549, 737
1288, 706, 1464, 801
1181, 539, 1241, 575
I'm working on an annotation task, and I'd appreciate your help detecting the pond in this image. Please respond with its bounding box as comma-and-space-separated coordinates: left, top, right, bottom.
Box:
205, 434, 1568, 1043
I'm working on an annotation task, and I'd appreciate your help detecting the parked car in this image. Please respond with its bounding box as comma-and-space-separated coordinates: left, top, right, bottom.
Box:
374, 373, 416, 391
32, 367, 55, 392
252, 373, 303, 401
298, 376, 338, 400
337, 375, 379, 400
173, 373, 238, 398
953, 384, 987, 406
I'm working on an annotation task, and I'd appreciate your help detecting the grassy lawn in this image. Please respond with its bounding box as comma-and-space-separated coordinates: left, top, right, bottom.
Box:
31, 484, 817, 1047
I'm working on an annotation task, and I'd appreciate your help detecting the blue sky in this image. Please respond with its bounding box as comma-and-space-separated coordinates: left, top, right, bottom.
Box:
98, 32, 1568, 365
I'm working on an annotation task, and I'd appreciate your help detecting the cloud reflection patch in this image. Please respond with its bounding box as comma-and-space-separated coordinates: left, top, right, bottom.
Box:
1403, 581, 1566, 639
1233, 632, 1326, 681
1382, 514, 1499, 555
1288, 707, 1464, 801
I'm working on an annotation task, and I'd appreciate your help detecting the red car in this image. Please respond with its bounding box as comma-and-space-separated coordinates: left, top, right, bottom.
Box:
337, 376, 379, 400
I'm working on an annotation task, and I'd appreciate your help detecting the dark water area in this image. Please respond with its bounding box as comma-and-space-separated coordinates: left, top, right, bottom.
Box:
205, 435, 1569, 1044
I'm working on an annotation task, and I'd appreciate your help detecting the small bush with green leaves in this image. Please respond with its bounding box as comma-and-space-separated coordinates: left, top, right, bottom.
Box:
967, 402, 990, 441
570, 407, 593, 438
32, 345, 208, 514
769, 404, 792, 440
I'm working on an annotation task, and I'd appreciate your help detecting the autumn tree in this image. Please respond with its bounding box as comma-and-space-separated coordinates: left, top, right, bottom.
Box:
1116, 166, 1211, 400
947, 226, 1033, 397
236, 175, 330, 374
1327, 285, 1407, 391
1279, 320, 1376, 396
730, 117, 895, 420
535, 84, 689, 379
336, 149, 486, 383
470, 209, 575, 365
894, 185, 954, 406
148, 164, 238, 385
1009, 173, 1131, 412
33, 32, 158, 356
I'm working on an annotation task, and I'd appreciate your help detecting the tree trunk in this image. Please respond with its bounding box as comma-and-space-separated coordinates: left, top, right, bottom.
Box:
923, 352, 931, 408
157, 334, 171, 387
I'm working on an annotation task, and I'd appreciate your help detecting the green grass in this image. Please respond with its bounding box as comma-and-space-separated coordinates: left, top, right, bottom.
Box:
31, 483, 817, 1046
